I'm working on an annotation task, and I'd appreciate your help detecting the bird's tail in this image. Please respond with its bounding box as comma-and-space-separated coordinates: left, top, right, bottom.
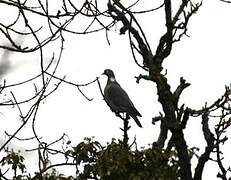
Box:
130, 115, 142, 128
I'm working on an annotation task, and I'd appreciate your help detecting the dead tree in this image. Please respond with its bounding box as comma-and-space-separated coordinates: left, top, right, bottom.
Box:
107, 0, 231, 180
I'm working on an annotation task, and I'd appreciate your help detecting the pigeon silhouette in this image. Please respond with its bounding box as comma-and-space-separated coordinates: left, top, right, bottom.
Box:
102, 69, 142, 128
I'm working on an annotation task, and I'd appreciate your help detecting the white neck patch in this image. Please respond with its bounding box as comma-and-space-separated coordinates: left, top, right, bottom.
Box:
109, 77, 116, 82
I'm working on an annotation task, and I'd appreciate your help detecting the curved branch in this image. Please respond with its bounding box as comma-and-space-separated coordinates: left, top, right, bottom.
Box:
194, 112, 215, 180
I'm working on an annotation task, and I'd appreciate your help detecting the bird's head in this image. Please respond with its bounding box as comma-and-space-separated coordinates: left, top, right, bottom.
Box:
102, 69, 116, 82
102, 69, 115, 78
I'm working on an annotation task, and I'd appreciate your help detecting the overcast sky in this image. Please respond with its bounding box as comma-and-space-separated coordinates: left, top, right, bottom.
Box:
0, 0, 231, 179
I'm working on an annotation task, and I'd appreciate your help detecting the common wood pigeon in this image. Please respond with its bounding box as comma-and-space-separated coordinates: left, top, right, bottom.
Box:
102, 69, 142, 128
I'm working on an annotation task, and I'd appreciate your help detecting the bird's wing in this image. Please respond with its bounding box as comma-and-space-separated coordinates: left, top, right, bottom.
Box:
104, 82, 141, 116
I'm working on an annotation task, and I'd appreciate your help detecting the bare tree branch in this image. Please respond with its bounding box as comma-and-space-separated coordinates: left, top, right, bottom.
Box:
194, 111, 215, 180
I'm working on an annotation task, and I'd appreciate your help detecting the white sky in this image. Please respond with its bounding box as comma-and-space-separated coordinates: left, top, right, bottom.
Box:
0, 0, 231, 179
